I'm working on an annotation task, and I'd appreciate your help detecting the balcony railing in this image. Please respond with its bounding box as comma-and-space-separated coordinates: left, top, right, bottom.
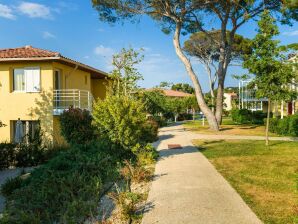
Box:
53, 89, 93, 115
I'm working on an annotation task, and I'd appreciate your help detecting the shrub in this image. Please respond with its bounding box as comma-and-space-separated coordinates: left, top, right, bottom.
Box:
141, 119, 159, 143
277, 117, 290, 135
231, 109, 268, 124
1, 142, 118, 223
132, 144, 158, 167
0, 143, 16, 170
231, 109, 252, 124
93, 95, 157, 155
1, 176, 23, 198
151, 116, 167, 127
269, 118, 279, 133
288, 114, 298, 136
60, 107, 95, 145
178, 113, 193, 121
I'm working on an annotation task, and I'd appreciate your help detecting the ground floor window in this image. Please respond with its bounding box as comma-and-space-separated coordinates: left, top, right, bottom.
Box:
11, 120, 40, 143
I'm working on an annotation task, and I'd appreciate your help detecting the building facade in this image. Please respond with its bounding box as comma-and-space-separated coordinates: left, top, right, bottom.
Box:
0, 46, 108, 144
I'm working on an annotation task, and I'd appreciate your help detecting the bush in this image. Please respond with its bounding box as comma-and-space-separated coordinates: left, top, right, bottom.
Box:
178, 113, 193, 121
1, 176, 23, 198
231, 109, 268, 124
149, 116, 167, 127
141, 119, 159, 143
278, 117, 290, 135
0, 143, 16, 170
268, 114, 298, 137
60, 107, 95, 145
1, 142, 118, 223
93, 95, 157, 156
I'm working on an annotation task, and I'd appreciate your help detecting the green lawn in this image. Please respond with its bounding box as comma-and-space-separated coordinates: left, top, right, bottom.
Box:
185, 118, 279, 137
193, 140, 298, 224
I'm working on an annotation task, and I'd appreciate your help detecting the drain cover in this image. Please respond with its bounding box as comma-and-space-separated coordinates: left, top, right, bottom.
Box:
168, 144, 182, 149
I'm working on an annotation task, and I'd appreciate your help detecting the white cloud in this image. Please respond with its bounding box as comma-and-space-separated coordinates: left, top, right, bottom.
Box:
17, 2, 52, 19
0, 4, 16, 20
42, 31, 56, 39
282, 30, 298, 36
94, 45, 115, 57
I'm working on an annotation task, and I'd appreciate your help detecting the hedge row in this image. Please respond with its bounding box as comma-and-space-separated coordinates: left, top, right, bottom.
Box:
231, 109, 269, 125
0, 142, 63, 170
268, 114, 298, 137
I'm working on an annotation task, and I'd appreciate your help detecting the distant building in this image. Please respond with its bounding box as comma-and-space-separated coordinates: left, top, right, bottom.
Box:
224, 92, 238, 111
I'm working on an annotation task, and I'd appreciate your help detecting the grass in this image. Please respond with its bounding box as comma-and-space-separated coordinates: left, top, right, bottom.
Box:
184, 117, 279, 136
193, 139, 298, 224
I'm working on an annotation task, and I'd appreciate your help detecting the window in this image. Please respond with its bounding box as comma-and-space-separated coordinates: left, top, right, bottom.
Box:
13, 67, 40, 92
12, 120, 40, 143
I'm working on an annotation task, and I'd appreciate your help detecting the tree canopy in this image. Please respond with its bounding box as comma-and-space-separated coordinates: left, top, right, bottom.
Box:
92, 0, 298, 131
171, 83, 194, 94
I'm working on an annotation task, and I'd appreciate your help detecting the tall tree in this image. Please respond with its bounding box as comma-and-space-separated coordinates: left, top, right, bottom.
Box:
243, 10, 296, 146
171, 83, 194, 94
184, 31, 251, 112
110, 48, 144, 96
92, 0, 298, 131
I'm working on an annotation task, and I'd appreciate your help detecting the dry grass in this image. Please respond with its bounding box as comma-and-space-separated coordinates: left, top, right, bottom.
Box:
193, 139, 298, 224
184, 118, 279, 136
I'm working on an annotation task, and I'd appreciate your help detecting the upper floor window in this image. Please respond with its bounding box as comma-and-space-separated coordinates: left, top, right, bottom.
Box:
13, 67, 40, 92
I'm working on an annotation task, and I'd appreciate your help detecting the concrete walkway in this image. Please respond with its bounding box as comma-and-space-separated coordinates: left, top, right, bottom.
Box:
142, 124, 263, 224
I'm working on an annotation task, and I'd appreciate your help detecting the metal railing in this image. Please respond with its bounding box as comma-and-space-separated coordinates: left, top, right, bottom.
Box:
53, 89, 93, 115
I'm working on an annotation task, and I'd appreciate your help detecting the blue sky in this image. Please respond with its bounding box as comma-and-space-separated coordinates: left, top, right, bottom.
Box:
0, 0, 297, 92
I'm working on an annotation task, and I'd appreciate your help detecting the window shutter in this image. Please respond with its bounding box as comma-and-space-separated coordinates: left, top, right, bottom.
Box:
25, 68, 40, 92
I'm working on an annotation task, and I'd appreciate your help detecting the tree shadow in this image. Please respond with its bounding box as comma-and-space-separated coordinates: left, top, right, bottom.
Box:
27, 89, 54, 145
158, 145, 198, 160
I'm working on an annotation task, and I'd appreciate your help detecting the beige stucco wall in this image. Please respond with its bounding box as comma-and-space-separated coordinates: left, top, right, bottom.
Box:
91, 78, 107, 100
0, 61, 54, 142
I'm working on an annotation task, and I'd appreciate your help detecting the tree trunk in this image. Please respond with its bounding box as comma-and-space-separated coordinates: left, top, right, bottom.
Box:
173, 22, 219, 131
215, 75, 225, 124
265, 99, 271, 146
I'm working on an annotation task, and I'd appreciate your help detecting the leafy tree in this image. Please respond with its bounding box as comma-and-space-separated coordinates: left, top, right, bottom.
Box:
92, 0, 298, 131
60, 107, 95, 145
184, 31, 251, 111
171, 83, 194, 94
243, 10, 297, 146
140, 89, 167, 116
110, 48, 144, 96
165, 97, 186, 122
156, 81, 173, 89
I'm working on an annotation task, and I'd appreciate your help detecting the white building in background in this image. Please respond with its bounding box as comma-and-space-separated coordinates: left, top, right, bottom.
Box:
224, 92, 238, 111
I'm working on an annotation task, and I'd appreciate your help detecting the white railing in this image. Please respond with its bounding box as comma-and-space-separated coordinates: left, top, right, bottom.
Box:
53, 89, 93, 115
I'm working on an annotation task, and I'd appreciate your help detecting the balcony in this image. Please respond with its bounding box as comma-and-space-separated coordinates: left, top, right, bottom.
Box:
53, 89, 93, 115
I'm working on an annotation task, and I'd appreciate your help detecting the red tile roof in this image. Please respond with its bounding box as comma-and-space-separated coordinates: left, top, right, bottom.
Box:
163, 89, 193, 97
0, 46, 108, 78
0, 46, 60, 58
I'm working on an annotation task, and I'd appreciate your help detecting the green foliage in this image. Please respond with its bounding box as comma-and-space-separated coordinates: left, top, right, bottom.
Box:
132, 143, 158, 167
140, 90, 167, 116
184, 31, 252, 62
269, 114, 298, 136
93, 94, 156, 153
171, 83, 194, 94
0, 143, 16, 170
1, 142, 117, 223
109, 190, 143, 223
60, 107, 95, 145
109, 48, 144, 96
1, 176, 23, 198
231, 109, 267, 125
243, 10, 296, 102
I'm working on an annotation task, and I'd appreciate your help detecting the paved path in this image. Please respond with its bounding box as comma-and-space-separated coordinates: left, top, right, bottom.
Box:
142, 124, 263, 224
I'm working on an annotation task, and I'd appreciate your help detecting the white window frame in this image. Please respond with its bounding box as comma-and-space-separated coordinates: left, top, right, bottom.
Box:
13, 67, 41, 93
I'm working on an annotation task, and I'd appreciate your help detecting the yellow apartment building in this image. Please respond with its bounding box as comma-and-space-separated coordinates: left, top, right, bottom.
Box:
0, 46, 109, 144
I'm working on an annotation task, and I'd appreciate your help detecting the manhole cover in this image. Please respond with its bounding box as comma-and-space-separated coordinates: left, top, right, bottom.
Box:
168, 144, 182, 149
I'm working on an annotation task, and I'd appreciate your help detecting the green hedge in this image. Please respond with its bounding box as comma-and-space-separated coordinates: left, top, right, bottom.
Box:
0, 142, 118, 224
231, 109, 268, 125
269, 114, 298, 137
